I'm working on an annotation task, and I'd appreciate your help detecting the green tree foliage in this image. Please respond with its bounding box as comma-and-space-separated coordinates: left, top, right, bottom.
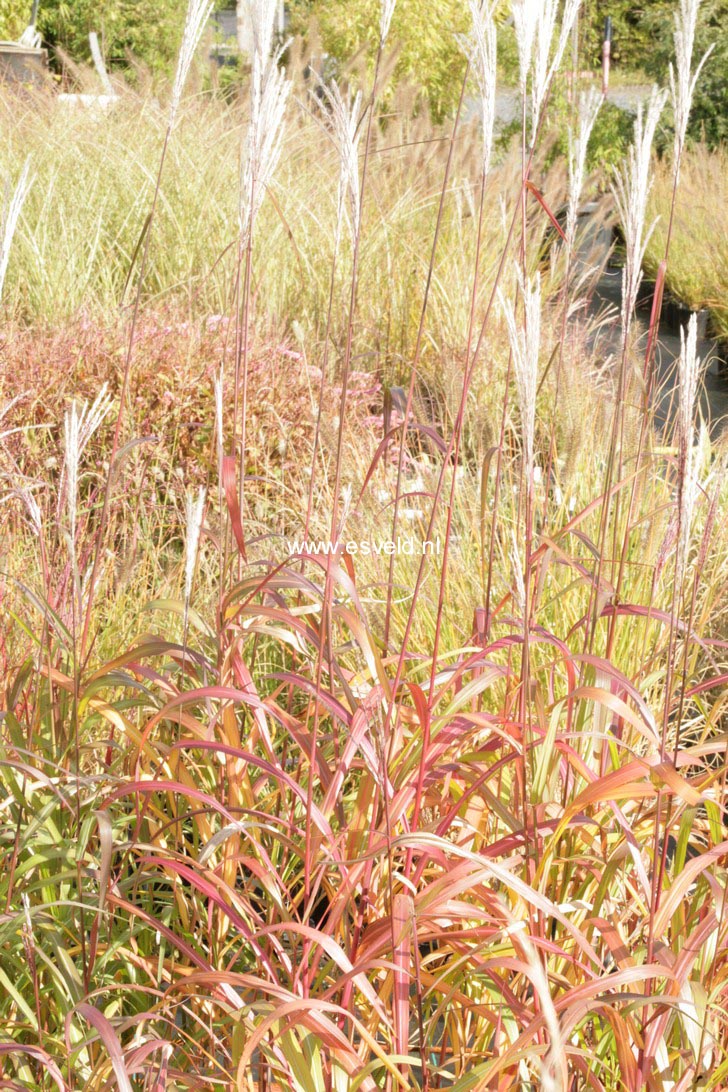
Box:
0, 0, 28, 40
288, 0, 472, 120
580, 0, 661, 70
641, 0, 728, 147
0, 0, 189, 75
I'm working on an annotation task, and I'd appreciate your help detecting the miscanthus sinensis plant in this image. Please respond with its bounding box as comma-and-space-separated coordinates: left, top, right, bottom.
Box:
2, 1, 728, 1089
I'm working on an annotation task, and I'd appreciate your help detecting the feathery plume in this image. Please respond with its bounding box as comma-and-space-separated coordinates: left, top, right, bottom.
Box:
677, 314, 700, 573
380, 0, 397, 48
566, 88, 601, 249
240, 0, 291, 242
462, 0, 498, 179
240, 62, 290, 240
669, 0, 713, 180
313, 78, 364, 241
20, 487, 43, 535
500, 270, 541, 478
169, 0, 214, 128
184, 486, 207, 606
512, 0, 539, 96
248, 0, 280, 81
532, 0, 581, 135
532, 0, 559, 127
612, 87, 667, 333
61, 385, 113, 547
0, 160, 32, 301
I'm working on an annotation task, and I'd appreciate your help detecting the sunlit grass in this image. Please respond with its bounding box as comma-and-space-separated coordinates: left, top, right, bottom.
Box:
1, 5, 728, 1089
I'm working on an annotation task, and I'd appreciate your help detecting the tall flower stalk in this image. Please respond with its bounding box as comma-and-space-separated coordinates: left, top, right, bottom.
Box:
676, 315, 701, 580
611, 4, 713, 646
501, 272, 541, 486
612, 87, 667, 344
80, 0, 213, 662
584, 88, 666, 657
304, 79, 364, 539
565, 88, 602, 253
61, 386, 113, 622
232, 0, 290, 526
501, 270, 541, 842
541, 88, 601, 529
670, 0, 713, 193
409, 0, 499, 849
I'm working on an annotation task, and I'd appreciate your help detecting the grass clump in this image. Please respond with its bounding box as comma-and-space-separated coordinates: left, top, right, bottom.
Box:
645, 141, 728, 337
1, 0, 728, 1089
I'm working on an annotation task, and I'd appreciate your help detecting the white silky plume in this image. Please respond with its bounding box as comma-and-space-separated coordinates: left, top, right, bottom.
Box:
612, 87, 667, 336
169, 0, 214, 128
512, 0, 539, 96
240, 0, 291, 242
462, 0, 497, 179
566, 88, 602, 250
0, 160, 33, 301
380, 0, 397, 47
669, 0, 714, 180
184, 486, 206, 606
532, 0, 581, 133
313, 78, 364, 241
62, 385, 113, 546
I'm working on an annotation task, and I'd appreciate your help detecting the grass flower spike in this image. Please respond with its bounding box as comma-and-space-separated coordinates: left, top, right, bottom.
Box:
313, 79, 364, 241
240, 1, 291, 241
184, 486, 206, 607
61, 385, 113, 547
670, 0, 714, 180
463, 0, 497, 179
612, 86, 667, 334
380, 0, 397, 47
512, 0, 539, 96
532, 0, 581, 135
566, 88, 602, 249
169, 0, 214, 128
0, 160, 32, 301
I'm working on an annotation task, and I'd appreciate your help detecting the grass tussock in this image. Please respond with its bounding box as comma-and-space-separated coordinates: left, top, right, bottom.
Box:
645, 141, 728, 337
1, 1, 728, 1088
